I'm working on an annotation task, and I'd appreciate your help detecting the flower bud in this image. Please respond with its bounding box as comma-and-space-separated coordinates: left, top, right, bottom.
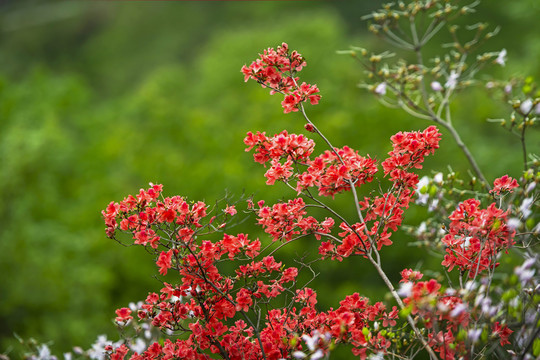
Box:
304, 123, 316, 132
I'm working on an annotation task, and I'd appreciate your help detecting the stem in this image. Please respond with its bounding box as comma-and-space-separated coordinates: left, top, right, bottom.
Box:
409, 17, 490, 189
441, 121, 489, 188
367, 254, 439, 360
520, 314, 540, 359
298, 103, 374, 253
520, 120, 528, 171
298, 96, 440, 357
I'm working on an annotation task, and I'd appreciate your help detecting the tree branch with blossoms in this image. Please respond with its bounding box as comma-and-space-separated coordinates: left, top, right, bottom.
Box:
96, 27, 539, 359
17, 2, 530, 360
10, 2, 540, 360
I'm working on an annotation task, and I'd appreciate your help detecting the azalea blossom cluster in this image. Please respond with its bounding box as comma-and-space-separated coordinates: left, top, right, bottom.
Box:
241, 42, 321, 113
93, 41, 538, 360
397, 269, 514, 360
100, 120, 448, 360
244, 125, 441, 261
244, 130, 378, 196
101, 184, 412, 360
441, 198, 515, 277
255, 197, 334, 242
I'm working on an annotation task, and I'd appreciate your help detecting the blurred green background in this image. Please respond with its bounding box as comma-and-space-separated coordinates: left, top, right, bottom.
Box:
1, 0, 539, 356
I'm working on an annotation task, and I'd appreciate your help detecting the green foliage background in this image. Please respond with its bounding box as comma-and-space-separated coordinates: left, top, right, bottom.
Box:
0, 0, 539, 356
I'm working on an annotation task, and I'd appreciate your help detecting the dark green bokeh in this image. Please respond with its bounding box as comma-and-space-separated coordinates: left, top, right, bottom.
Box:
0, 0, 538, 356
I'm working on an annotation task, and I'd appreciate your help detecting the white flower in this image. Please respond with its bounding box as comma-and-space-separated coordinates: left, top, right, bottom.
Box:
534, 222, 540, 234
480, 297, 499, 317
368, 353, 385, 360
428, 198, 439, 212
37, 344, 55, 360
397, 281, 413, 297
460, 236, 472, 250
495, 49, 507, 66
431, 81, 443, 92
535, 103, 540, 115
520, 197, 533, 218
88, 335, 114, 360
437, 301, 450, 313
504, 84, 512, 94
433, 172, 444, 184
374, 82, 387, 95
130, 338, 147, 354
302, 332, 320, 351
468, 328, 482, 343
507, 218, 521, 230
416, 221, 427, 235
515, 257, 537, 285
311, 349, 324, 360
445, 70, 459, 89
292, 351, 307, 359
63, 354, 72, 360
450, 303, 467, 317
520, 99, 533, 114
416, 176, 430, 205
525, 182, 536, 194
129, 301, 142, 312
465, 280, 477, 293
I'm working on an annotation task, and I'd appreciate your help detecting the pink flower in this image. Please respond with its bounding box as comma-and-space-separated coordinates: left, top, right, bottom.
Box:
156, 250, 173, 275
490, 175, 519, 196
115, 307, 133, 323
224, 205, 237, 216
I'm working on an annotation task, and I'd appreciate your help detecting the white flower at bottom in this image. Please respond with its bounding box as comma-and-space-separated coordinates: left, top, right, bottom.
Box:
416, 176, 430, 205
302, 332, 320, 351
37, 344, 55, 360
375, 82, 387, 95
520, 99, 533, 114
397, 281, 413, 297
468, 328, 482, 343
130, 338, 147, 354
520, 197, 533, 218
495, 49, 507, 66
431, 81, 443, 92
311, 349, 324, 360
445, 70, 459, 89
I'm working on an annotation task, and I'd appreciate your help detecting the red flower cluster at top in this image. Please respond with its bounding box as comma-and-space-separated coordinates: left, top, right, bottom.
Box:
98, 40, 525, 360
441, 198, 515, 277
244, 130, 377, 197
241, 43, 321, 113
245, 126, 442, 260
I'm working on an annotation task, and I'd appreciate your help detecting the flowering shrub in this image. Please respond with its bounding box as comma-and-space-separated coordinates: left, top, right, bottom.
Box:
98, 37, 537, 360
15, 1, 539, 360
